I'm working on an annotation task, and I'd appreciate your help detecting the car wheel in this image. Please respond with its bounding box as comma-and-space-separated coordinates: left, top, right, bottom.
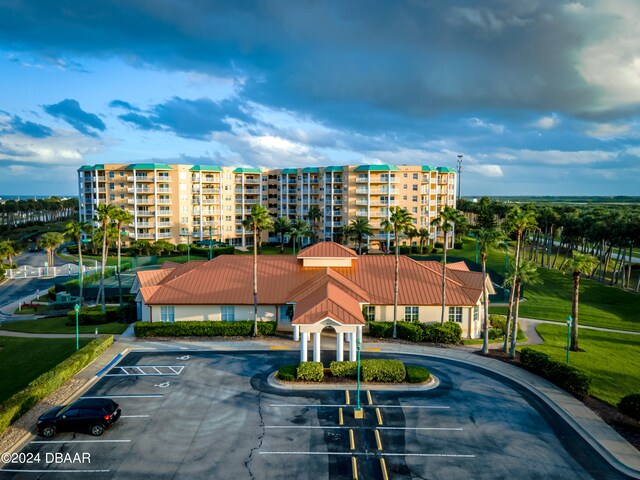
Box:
90, 424, 104, 436
41, 425, 56, 438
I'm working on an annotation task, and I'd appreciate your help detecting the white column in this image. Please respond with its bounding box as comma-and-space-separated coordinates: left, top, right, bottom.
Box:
300, 331, 308, 362
154, 170, 158, 241
349, 334, 357, 361
293, 325, 300, 341
313, 332, 321, 362
356, 325, 363, 344
336, 332, 344, 362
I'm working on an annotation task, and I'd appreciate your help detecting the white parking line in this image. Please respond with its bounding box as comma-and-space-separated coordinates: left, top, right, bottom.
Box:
31, 440, 131, 444
105, 365, 185, 377
259, 452, 474, 458
120, 415, 150, 418
0, 469, 110, 473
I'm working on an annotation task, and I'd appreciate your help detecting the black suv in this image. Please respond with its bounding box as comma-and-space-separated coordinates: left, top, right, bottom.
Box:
37, 398, 121, 437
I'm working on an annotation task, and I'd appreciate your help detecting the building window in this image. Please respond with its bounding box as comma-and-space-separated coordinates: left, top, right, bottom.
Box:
474, 305, 479, 323
405, 306, 419, 322
160, 306, 175, 323
280, 305, 294, 322
120, 183, 124, 188
413, 173, 418, 180
412, 196, 418, 202
109, 194, 115, 201
120, 194, 125, 199
403, 173, 408, 178
109, 172, 115, 178
412, 184, 418, 191
363, 305, 375, 322
109, 183, 115, 190
448, 307, 463, 323
221, 306, 235, 321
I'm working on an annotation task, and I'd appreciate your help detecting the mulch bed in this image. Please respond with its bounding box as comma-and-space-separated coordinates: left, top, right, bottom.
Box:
479, 348, 640, 452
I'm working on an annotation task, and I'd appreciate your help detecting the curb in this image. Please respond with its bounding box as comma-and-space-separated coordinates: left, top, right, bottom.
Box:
266, 371, 440, 391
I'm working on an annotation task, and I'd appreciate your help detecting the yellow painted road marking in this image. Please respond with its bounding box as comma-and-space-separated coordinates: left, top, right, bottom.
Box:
269, 346, 289, 350
380, 458, 389, 480
364, 347, 381, 352
339, 408, 344, 425
349, 429, 355, 450
352, 456, 358, 480
376, 407, 383, 425
367, 390, 373, 405
345, 390, 350, 405
375, 429, 383, 450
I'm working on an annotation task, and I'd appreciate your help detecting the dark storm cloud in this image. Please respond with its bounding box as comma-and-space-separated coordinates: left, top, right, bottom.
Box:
118, 97, 254, 140
109, 99, 140, 111
0, 0, 635, 128
43, 99, 106, 137
3, 114, 53, 138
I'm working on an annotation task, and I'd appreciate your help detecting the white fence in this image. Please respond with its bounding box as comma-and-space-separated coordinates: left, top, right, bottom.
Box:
6, 264, 116, 280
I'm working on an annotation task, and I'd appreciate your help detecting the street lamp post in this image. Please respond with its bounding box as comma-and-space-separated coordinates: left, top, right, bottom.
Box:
456, 154, 464, 201
566, 316, 573, 365
74, 304, 80, 351
354, 338, 363, 419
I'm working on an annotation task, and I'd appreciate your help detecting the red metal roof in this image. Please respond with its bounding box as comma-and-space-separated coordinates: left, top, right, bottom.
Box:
292, 281, 365, 325
297, 241, 358, 258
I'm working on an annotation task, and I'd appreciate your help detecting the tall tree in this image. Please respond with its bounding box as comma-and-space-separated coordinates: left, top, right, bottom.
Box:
501, 207, 537, 352
348, 217, 372, 254
418, 228, 430, 254
381, 207, 414, 339
273, 216, 292, 253
290, 219, 311, 254
475, 227, 505, 355
405, 226, 418, 251
110, 209, 133, 309
0, 240, 18, 267
64, 220, 90, 305
37, 232, 64, 274
95, 204, 117, 312
430, 206, 466, 324
307, 206, 322, 244
505, 260, 540, 359
242, 204, 274, 336
561, 251, 598, 351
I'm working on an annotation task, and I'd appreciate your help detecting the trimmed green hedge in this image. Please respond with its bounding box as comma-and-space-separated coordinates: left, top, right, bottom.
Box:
618, 393, 640, 421
134, 320, 277, 337
0, 335, 114, 434
330, 361, 358, 377
361, 359, 406, 383
368, 321, 462, 345
406, 365, 431, 383
277, 365, 297, 382
66, 306, 120, 326
297, 362, 324, 382
520, 347, 591, 400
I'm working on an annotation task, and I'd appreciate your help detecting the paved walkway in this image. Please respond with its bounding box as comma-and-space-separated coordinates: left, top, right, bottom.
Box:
520, 317, 640, 335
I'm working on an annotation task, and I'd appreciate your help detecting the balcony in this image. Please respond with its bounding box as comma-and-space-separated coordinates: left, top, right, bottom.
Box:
370, 211, 389, 218
158, 232, 173, 239
202, 197, 220, 205
136, 222, 154, 228
326, 188, 343, 194
157, 210, 172, 216
156, 187, 171, 193
356, 199, 368, 206
356, 177, 367, 183
201, 220, 219, 227
235, 187, 260, 194
127, 187, 153, 193
157, 221, 172, 227
135, 176, 154, 182
371, 188, 399, 195
202, 175, 220, 183
236, 177, 260, 184
356, 188, 368, 194
97, 187, 106, 193
194, 187, 220, 194
128, 198, 153, 205
137, 233, 155, 240
136, 210, 154, 216
370, 176, 399, 184
244, 199, 260, 205
157, 198, 171, 205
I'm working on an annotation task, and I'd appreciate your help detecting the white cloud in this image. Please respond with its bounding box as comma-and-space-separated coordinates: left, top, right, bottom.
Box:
466, 164, 504, 177
534, 114, 559, 129
563, 2, 586, 14
467, 117, 505, 134
498, 148, 616, 166
585, 123, 632, 139
0, 131, 103, 165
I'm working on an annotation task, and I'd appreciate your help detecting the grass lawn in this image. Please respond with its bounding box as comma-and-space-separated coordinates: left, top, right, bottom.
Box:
462, 328, 526, 345
14, 304, 53, 315
0, 317, 129, 335
0, 337, 92, 403
522, 323, 640, 406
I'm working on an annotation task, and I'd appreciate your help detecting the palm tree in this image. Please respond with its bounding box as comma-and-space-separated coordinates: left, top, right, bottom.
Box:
561, 251, 598, 351
307, 206, 322, 244
37, 232, 64, 275
0, 240, 18, 267
348, 217, 373, 254
290, 220, 311, 254
505, 260, 540, 359
64, 220, 90, 305
501, 207, 538, 352
475, 227, 505, 355
405, 226, 418, 252
110, 209, 133, 309
242, 204, 274, 336
430, 206, 466, 324
418, 228, 430, 254
95, 204, 117, 312
273, 216, 292, 253
381, 207, 414, 339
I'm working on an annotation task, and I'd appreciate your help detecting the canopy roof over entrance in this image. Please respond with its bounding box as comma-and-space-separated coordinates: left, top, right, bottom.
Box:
292, 279, 365, 326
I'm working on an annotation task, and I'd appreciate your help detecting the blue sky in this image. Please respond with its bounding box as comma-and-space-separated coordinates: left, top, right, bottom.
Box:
0, 0, 639, 196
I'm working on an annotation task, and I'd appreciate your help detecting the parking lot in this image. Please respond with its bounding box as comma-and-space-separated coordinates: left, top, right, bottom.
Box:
0, 350, 628, 479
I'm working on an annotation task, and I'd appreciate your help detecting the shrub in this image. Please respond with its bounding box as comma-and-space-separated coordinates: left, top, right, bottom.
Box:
421, 322, 462, 344
330, 361, 358, 378
277, 365, 297, 382
434, 242, 444, 249
47, 286, 57, 301
489, 314, 506, 330
520, 347, 591, 400
133, 320, 277, 337
406, 365, 431, 384
399, 246, 412, 255
396, 322, 424, 342
296, 362, 324, 382
618, 393, 640, 421
361, 359, 406, 383
176, 244, 189, 253
488, 328, 502, 340
368, 321, 393, 338
66, 305, 120, 326
0, 335, 113, 435
453, 241, 463, 249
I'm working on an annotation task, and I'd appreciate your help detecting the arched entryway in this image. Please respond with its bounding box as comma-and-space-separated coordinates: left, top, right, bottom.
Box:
293, 317, 363, 363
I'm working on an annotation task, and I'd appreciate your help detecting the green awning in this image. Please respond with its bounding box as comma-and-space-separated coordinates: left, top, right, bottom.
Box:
77, 165, 93, 171
233, 167, 262, 174
189, 165, 224, 172
324, 166, 344, 173
354, 164, 401, 172
302, 167, 320, 173
125, 163, 173, 171
422, 166, 437, 172
280, 168, 298, 175
437, 167, 457, 173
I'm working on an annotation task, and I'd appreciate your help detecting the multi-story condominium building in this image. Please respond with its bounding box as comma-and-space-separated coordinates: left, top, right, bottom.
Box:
77, 163, 456, 248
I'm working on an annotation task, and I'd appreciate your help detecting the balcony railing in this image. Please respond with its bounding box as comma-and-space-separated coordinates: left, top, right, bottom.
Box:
156, 187, 171, 193
356, 199, 368, 206
136, 211, 154, 216
157, 221, 172, 227
356, 177, 367, 183
157, 210, 172, 216
137, 233, 155, 239
157, 198, 171, 204
202, 197, 220, 204
128, 187, 153, 193
135, 176, 154, 182
158, 232, 173, 239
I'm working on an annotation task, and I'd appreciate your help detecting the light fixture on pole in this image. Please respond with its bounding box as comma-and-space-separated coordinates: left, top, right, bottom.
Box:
457, 154, 464, 201
566, 316, 573, 365
74, 303, 80, 351
354, 338, 363, 419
